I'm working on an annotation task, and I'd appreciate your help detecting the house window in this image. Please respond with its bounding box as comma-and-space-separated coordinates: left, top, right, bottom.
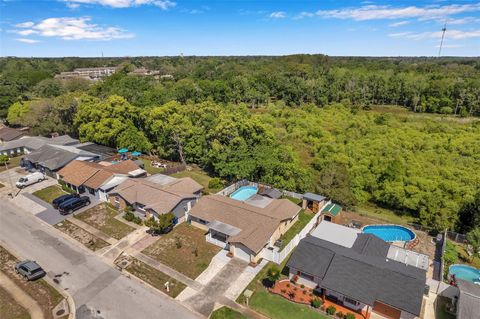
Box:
198, 218, 207, 225
137, 205, 146, 212
344, 297, 358, 306
114, 196, 120, 203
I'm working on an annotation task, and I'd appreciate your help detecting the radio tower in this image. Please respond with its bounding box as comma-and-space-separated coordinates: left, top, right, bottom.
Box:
438, 20, 447, 57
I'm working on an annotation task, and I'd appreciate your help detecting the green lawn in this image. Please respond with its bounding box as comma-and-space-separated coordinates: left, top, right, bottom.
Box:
171, 167, 221, 193
0, 156, 22, 172
141, 159, 166, 175
143, 223, 221, 279
279, 210, 314, 249
32, 185, 67, 204
210, 307, 246, 319
355, 202, 416, 225
126, 258, 186, 298
75, 204, 135, 240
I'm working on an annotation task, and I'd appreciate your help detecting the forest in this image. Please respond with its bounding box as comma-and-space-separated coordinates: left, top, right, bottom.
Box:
1, 55, 479, 232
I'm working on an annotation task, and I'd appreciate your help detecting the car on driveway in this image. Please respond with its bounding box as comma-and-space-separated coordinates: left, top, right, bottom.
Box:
15, 260, 46, 281
52, 193, 79, 209
58, 196, 91, 215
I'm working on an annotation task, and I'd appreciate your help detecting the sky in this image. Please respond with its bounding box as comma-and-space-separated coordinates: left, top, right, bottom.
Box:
0, 0, 479, 57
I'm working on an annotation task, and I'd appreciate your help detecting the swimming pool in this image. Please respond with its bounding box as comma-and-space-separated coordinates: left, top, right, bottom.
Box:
230, 186, 258, 201
449, 264, 480, 284
362, 224, 415, 242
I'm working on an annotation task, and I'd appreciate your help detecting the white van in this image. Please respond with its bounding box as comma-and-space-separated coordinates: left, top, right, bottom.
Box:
16, 172, 46, 188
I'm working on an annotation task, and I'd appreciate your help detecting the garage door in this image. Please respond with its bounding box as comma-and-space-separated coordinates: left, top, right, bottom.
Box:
234, 245, 251, 262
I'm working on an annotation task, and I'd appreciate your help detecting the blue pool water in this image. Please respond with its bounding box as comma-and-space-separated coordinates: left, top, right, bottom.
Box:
449, 264, 480, 284
230, 186, 258, 201
362, 225, 415, 242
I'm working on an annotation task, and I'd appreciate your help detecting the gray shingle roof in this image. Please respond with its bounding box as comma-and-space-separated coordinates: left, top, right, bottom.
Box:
258, 188, 283, 199
24, 144, 97, 171
287, 235, 426, 316
457, 279, 480, 319
352, 233, 390, 257
0, 135, 79, 152
303, 192, 326, 202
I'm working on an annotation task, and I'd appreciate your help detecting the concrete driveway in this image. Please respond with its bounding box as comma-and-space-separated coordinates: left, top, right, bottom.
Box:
0, 200, 201, 319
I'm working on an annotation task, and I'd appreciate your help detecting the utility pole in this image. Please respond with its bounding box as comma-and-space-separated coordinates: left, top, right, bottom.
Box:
438, 20, 447, 57
5, 161, 15, 198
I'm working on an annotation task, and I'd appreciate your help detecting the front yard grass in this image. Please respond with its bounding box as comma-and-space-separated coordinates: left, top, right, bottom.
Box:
171, 167, 221, 193
74, 204, 135, 240
32, 185, 67, 204
142, 223, 221, 279
278, 210, 314, 249
125, 258, 186, 298
0, 156, 22, 172
0, 245, 65, 319
141, 159, 166, 175
237, 258, 328, 319
0, 285, 30, 319
210, 306, 246, 319
55, 220, 110, 251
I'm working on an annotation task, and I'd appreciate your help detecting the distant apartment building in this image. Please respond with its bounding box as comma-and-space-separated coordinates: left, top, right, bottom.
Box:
55, 67, 118, 81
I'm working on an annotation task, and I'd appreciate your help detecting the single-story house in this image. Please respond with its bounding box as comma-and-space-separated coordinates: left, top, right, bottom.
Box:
188, 195, 302, 264
0, 127, 26, 143
109, 177, 203, 221
73, 142, 117, 159
22, 144, 100, 178
287, 222, 427, 319
456, 279, 480, 319
320, 203, 343, 223
58, 159, 144, 201
302, 192, 327, 213
0, 135, 79, 156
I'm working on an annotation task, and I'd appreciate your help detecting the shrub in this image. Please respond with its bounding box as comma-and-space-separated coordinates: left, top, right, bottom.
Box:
303, 290, 307, 294
326, 305, 337, 315
267, 266, 281, 283
309, 293, 313, 297
311, 298, 322, 308
336, 311, 344, 318
300, 284, 305, 289
175, 236, 182, 249
286, 283, 290, 288
293, 287, 297, 291
123, 211, 142, 225
288, 292, 295, 299
281, 289, 287, 294
208, 177, 223, 190
345, 313, 356, 319
0, 155, 8, 165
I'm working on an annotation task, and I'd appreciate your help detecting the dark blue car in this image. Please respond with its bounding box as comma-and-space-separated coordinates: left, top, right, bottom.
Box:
52, 193, 79, 209
58, 196, 91, 215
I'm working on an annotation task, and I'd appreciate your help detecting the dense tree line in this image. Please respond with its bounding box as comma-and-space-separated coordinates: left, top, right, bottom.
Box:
1, 55, 480, 232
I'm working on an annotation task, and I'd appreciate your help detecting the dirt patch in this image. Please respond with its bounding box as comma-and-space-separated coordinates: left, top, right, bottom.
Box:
143, 223, 221, 279
0, 246, 64, 319
0, 285, 30, 319
75, 205, 134, 240
55, 220, 110, 251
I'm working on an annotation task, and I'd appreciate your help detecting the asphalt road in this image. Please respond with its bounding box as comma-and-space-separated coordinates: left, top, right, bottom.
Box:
0, 200, 202, 319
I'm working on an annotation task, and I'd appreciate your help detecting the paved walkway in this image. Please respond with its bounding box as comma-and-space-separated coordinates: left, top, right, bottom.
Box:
0, 271, 45, 319
101, 227, 150, 262
67, 217, 118, 245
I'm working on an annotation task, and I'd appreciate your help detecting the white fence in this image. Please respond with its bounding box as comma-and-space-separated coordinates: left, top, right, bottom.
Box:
261, 201, 331, 264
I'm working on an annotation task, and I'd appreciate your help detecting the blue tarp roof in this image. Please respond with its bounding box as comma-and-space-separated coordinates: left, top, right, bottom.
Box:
118, 148, 129, 153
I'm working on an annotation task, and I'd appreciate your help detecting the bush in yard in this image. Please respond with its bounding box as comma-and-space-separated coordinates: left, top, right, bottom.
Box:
288, 291, 295, 299
311, 298, 322, 308
303, 290, 307, 294
300, 284, 305, 288
175, 236, 182, 249
145, 212, 175, 234
267, 265, 281, 284
345, 313, 356, 319
281, 289, 286, 294
123, 211, 142, 225
286, 283, 290, 288
326, 305, 337, 315
208, 178, 223, 190
0, 155, 8, 165
336, 311, 344, 318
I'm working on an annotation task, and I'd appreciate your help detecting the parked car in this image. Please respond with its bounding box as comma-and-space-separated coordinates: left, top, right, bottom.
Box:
52, 193, 79, 209
15, 172, 45, 188
58, 196, 91, 215
15, 260, 46, 281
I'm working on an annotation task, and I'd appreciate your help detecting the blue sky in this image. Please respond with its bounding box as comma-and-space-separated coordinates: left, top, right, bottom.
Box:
1, 0, 479, 57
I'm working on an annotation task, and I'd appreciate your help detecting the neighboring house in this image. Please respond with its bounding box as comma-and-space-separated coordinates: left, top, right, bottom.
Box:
58, 160, 144, 201
0, 135, 79, 156
74, 142, 117, 159
109, 176, 203, 221
188, 195, 301, 264
287, 221, 428, 319
0, 127, 26, 143
302, 192, 327, 213
456, 279, 480, 319
22, 144, 101, 178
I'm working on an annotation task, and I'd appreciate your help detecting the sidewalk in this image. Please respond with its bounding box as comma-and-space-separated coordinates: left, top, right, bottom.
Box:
101, 227, 150, 262
0, 271, 45, 319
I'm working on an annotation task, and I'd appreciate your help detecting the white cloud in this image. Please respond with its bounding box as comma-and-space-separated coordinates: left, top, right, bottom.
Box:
269, 11, 287, 19
447, 17, 480, 25
13, 17, 134, 41
15, 38, 40, 43
15, 21, 34, 28
62, 0, 176, 10
434, 44, 464, 48
388, 20, 410, 27
389, 29, 480, 40
316, 3, 480, 21
294, 11, 314, 20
